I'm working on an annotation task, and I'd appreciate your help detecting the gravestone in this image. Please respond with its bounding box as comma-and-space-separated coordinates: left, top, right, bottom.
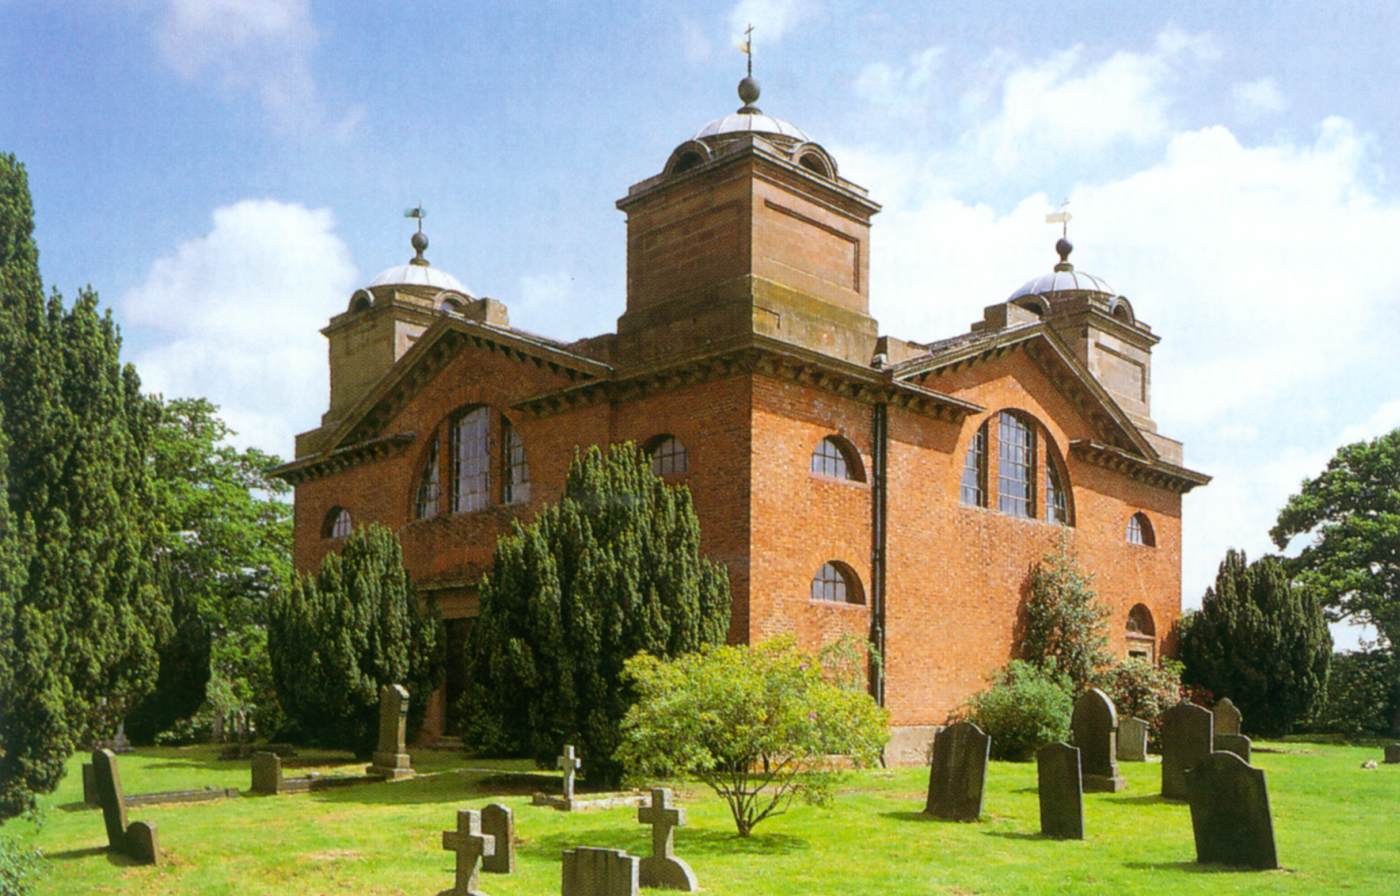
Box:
1035, 742, 1084, 840
1384, 743, 1400, 764
481, 803, 515, 874
1161, 702, 1213, 800
558, 745, 581, 801
637, 788, 697, 891
1213, 697, 1243, 736
369, 684, 414, 780
1185, 751, 1278, 870
923, 720, 991, 822
562, 847, 639, 896
91, 749, 161, 865
1214, 733, 1252, 763
251, 751, 282, 794
1070, 688, 1125, 792
1117, 717, 1149, 762
82, 762, 99, 806
441, 809, 495, 896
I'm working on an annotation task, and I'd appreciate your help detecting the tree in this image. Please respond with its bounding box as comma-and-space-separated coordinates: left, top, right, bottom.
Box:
1020, 532, 1111, 692
463, 443, 731, 787
1179, 550, 1331, 736
1308, 648, 1397, 737
1272, 429, 1400, 648
0, 154, 164, 820
617, 638, 889, 836
267, 524, 442, 756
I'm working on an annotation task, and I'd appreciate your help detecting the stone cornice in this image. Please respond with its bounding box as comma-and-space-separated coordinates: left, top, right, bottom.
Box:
270, 432, 415, 485
1070, 440, 1212, 494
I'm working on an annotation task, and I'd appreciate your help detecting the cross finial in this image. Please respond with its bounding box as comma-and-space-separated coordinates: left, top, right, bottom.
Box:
405, 205, 429, 265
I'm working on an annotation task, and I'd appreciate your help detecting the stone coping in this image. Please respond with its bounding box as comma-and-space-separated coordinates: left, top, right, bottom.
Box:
531, 792, 650, 812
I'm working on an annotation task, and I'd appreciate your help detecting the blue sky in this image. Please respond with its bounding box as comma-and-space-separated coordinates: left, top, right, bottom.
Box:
3, 1, 1399, 645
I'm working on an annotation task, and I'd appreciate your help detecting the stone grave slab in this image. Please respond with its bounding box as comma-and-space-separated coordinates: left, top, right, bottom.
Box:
441, 808, 495, 896
1117, 717, 1148, 762
1161, 702, 1213, 800
1071, 688, 1125, 792
1185, 751, 1278, 870
637, 788, 697, 890
1036, 742, 1084, 840
1213, 698, 1243, 736
82, 762, 99, 806
251, 751, 282, 794
91, 749, 160, 865
1214, 733, 1252, 763
369, 683, 414, 780
481, 803, 515, 874
923, 720, 990, 822
1384, 743, 1400, 764
562, 846, 639, 896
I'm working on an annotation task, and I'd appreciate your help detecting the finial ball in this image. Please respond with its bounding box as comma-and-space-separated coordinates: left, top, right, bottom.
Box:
738, 76, 761, 105
412, 231, 429, 253
1055, 237, 1073, 262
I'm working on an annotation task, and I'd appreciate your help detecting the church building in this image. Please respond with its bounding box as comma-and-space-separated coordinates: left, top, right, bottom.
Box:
272, 74, 1209, 752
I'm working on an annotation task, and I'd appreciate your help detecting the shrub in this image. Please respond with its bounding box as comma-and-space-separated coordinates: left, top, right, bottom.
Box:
1093, 657, 1184, 748
1021, 533, 1111, 692
617, 637, 888, 836
0, 835, 39, 896
1307, 649, 1398, 737
963, 660, 1073, 761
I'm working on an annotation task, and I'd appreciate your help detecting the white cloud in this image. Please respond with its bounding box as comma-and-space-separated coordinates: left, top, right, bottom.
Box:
680, 16, 711, 63
1233, 77, 1287, 117
854, 48, 942, 107
727, 0, 814, 45
121, 200, 358, 456
151, 0, 360, 137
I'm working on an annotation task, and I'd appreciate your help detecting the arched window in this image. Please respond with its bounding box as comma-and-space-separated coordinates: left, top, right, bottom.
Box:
1127, 512, 1155, 547
414, 436, 440, 520
810, 436, 863, 481
960, 421, 988, 507
323, 506, 352, 539
502, 416, 530, 505
998, 412, 1036, 518
810, 561, 864, 605
646, 435, 688, 476
1126, 604, 1156, 660
451, 407, 491, 513
1046, 454, 1072, 525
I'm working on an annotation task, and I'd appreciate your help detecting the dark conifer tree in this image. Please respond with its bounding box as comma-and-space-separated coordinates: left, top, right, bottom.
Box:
1180, 549, 1331, 736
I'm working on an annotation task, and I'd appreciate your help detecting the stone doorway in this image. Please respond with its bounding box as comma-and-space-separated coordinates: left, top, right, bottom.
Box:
443, 617, 474, 735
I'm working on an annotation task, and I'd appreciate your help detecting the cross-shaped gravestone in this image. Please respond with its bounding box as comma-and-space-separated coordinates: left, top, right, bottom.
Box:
441, 809, 495, 896
558, 745, 581, 801
637, 788, 697, 890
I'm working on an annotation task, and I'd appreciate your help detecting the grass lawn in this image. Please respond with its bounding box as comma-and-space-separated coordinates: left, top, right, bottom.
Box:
8, 739, 1400, 895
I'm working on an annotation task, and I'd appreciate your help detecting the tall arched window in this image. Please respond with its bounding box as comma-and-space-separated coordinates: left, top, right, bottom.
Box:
960, 422, 988, 507
998, 412, 1035, 518
1127, 512, 1155, 547
811, 435, 863, 481
502, 416, 530, 505
1046, 455, 1072, 525
323, 506, 352, 539
414, 436, 440, 520
646, 435, 688, 476
810, 561, 864, 605
451, 407, 491, 513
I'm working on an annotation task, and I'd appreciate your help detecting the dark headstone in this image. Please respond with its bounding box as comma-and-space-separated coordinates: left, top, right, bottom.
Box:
125, 821, 161, 865
1384, 743, 1400, 764
251, 751, 282, 794
81, 762, 99, 806
1161, 703, 1213, 800
1213, 698, 1243, 736
91, 749, 160, 865
1214, 733, 1252, 763
1036, 742, 1084, 840
637, 788, 697, 890
369, 683, 413, 780
923, 720, 991, 822
1071, 688, 1125, 792
1117, 717, 1149, 762
481, 803, 515, 874
1185, 751, 1278, 870
561, 846, 639, 896
441, 809, 495, 896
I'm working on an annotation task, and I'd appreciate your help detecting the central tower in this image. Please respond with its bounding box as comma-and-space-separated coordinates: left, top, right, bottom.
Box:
614, 77, 882, 366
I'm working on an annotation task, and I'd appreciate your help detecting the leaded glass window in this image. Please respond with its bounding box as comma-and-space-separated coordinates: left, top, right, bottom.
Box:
415, 438, 440, 520
1127, 513, 1154, 546
451, 407, 491, 513
811, 436, 853, 480
503, 417, 530, 505
649, 436, 688, 476
998, 412, 1035, 518
810, 562, 862, 604
1047, 459, 1069, 525
960, 424, 986, 507
329, 507, 352, 539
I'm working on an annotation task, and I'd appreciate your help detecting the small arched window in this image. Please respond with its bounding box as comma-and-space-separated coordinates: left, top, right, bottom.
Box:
1046, 453, 1072, 526
414, 436, 441, 520
799, 153, 832, 178
998, 412, 1036, 518
960, 421, 988, 507
810, 561, 864, 605
810, 436, 863, 481
451, 407, 491, 513
502, 416, 530, 505
646, 435, 688, 476
323, 506, 352, 539
1127, 512, 1155, 547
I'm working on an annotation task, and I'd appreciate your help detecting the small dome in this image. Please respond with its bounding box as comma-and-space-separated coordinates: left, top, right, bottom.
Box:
1008, 268, 1116, 302
694, 112, 809, 142
367, 263, 470, 295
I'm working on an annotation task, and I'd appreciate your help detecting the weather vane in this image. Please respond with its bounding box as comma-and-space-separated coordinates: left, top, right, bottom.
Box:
1045, 198, 1071, 239
738, 23, 754, 77
404, 204, 426, 233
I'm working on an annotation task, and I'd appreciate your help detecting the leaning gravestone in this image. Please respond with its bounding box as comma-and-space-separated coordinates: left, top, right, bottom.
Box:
1071, 688, 1125, 792
481, 803, 515, 874
369, 684, 414, 780
1383, 744, 1400, 764
1185, 751, 1278, 870
1214, 733, 1252, 763
1117, 717, 1149, 762
562, 846, 639, 896
91, 749, 160, 865
637, 788, 697, 891
1213, 697, 1243, 736
1161, 702, 1213, 800
1036, 742, 1084, 840
923, 720, 991, 821
441, 809, 495, 896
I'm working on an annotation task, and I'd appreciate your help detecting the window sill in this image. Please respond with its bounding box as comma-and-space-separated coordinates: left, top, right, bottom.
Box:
808, 599, 869, 610
808, 473, 870, 489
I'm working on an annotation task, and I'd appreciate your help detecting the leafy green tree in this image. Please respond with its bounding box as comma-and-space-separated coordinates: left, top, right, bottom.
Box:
0, 154, 164, 820
1020, 533, 1111, 692
963, 660, 1073, 761
1308, 648, 1398, 737
267, 524, 443, 756
1179, 550, 1331, 736
464, 443, 731, 787
617, 638, 889, 836
1272, 429, 1400, 648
